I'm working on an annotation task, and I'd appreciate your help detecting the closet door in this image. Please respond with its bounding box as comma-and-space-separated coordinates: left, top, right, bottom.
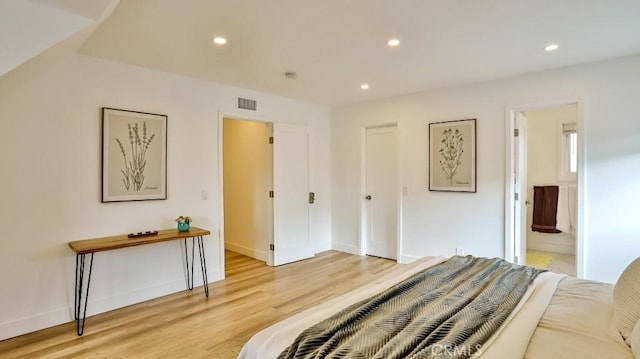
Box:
364, 125, 398, 260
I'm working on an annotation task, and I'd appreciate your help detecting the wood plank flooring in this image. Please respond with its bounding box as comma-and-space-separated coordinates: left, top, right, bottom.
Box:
0, 251, 402, 359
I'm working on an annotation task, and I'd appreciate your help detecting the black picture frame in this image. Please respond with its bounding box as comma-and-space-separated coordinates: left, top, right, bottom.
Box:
428, 118, 477, 193
101, 107, 167, 202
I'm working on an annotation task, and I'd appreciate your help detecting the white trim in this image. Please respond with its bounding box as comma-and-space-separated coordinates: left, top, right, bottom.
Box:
511, 111, 528, 265
504, 100, 585, 278
575, 101, 587, 279
332, 242, 360, 255
399, 254, 421, 264
359, 127, 367, 256
224, 242, 267, 262
1, 305, 71, 341
504, 108, 516, 262
396, 123, 404, 264
217, 111, 226, 275
0, 272, 221, 341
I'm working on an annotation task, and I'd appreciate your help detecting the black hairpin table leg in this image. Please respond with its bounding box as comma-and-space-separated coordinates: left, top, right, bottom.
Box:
197, 235, 209, 297
74, 253, 94, 336
184, 236, 208, 297
184, 238, 195, 290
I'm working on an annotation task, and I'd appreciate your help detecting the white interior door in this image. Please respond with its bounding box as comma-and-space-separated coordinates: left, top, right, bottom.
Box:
272, 123, 313, 266
513, 112, 528, 264
365, 126, 398, 260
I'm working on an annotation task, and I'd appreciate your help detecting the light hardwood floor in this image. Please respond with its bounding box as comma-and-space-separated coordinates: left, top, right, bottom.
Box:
0, 251, 402, 359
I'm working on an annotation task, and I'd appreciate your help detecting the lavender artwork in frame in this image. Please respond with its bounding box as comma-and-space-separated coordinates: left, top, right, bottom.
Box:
101, 107, 167, 202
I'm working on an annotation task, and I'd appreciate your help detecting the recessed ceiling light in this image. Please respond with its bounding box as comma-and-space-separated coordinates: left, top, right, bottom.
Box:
360, 84, 370, 90
213, 37, 227, 45
387, 38, 400, 47
544, 43, 559, 52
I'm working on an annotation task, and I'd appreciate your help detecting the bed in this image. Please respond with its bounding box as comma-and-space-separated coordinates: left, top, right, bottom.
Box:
239, 255, 639, 359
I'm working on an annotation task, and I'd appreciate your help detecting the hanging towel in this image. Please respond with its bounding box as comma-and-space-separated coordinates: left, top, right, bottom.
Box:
556, 185, 577, 235
532, 186, 561, 233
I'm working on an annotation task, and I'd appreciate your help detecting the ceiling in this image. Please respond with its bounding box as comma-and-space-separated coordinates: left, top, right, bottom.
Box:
29, 0, 114, 20
0, 0, 115, 78
78, 0, 640, 106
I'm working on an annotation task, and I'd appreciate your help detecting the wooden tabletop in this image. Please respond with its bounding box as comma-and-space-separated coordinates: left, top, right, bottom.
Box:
68, 227, 211, 254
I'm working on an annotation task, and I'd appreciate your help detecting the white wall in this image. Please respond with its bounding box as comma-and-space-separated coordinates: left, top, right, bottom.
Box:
525, 106, 577, 254
331, 54, 640, 283
0, 51, 331, 340
0, 0, 94, 77
223, 119, 271, 261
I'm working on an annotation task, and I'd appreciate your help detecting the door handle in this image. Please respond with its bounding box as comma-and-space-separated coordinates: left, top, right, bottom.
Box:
365, 195, 372, 200
309, 192, 315, 204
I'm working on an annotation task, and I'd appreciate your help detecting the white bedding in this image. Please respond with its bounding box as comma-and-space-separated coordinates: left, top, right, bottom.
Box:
238, 257, 633, 359
525, 277, 634, 359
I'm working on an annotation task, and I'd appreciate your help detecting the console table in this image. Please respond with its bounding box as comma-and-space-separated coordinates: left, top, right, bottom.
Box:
68, 227, 211, 336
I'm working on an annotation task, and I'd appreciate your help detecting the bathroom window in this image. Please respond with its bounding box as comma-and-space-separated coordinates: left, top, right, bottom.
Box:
558, 122, 577, 181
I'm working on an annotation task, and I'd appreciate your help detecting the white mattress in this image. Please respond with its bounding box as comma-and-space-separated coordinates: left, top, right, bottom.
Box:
239, 257, 634, 359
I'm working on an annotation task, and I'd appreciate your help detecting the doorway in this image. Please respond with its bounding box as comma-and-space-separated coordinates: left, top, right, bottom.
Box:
363, 125, 399, 260
507, 103, 582, 277
220, 116, 313, 272
222, 118, 272, 264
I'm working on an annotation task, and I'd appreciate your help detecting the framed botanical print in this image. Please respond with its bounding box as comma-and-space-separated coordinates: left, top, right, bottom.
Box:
102, 107, 167, 202
429, 119, 477, 192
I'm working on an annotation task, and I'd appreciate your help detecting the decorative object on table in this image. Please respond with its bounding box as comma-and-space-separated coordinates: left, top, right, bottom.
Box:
175, 216, 192, 232
101, 107, 167, 202
428, 118, 477, 192
127, 230, 159, 238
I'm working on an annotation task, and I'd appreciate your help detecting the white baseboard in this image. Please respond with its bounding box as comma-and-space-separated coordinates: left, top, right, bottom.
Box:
528, 243, 575, 255
527, 231, 575, 255
0, 270, 222, 341
398, 254, 421, 264
332, 242, 359, 255
225, 241, 267, 261
331, 244, 421, 264
0, 306, 71, 341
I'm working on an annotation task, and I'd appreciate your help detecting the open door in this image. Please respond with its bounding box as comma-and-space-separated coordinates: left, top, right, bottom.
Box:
513, 112, 527, 265
271, 123, 313, 266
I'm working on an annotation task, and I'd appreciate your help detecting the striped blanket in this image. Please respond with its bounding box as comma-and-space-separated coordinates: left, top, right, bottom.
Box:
278, 256, 545, 359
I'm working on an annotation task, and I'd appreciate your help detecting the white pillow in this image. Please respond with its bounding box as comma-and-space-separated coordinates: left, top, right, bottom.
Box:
614, 257, 640, 345
633, 321, 640, 358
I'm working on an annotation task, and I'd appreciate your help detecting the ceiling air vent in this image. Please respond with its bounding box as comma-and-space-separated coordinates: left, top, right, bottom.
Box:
238, 97, 257, 111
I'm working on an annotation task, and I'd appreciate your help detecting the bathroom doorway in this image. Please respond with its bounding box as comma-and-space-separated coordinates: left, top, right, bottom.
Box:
507, 102, 582, 277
